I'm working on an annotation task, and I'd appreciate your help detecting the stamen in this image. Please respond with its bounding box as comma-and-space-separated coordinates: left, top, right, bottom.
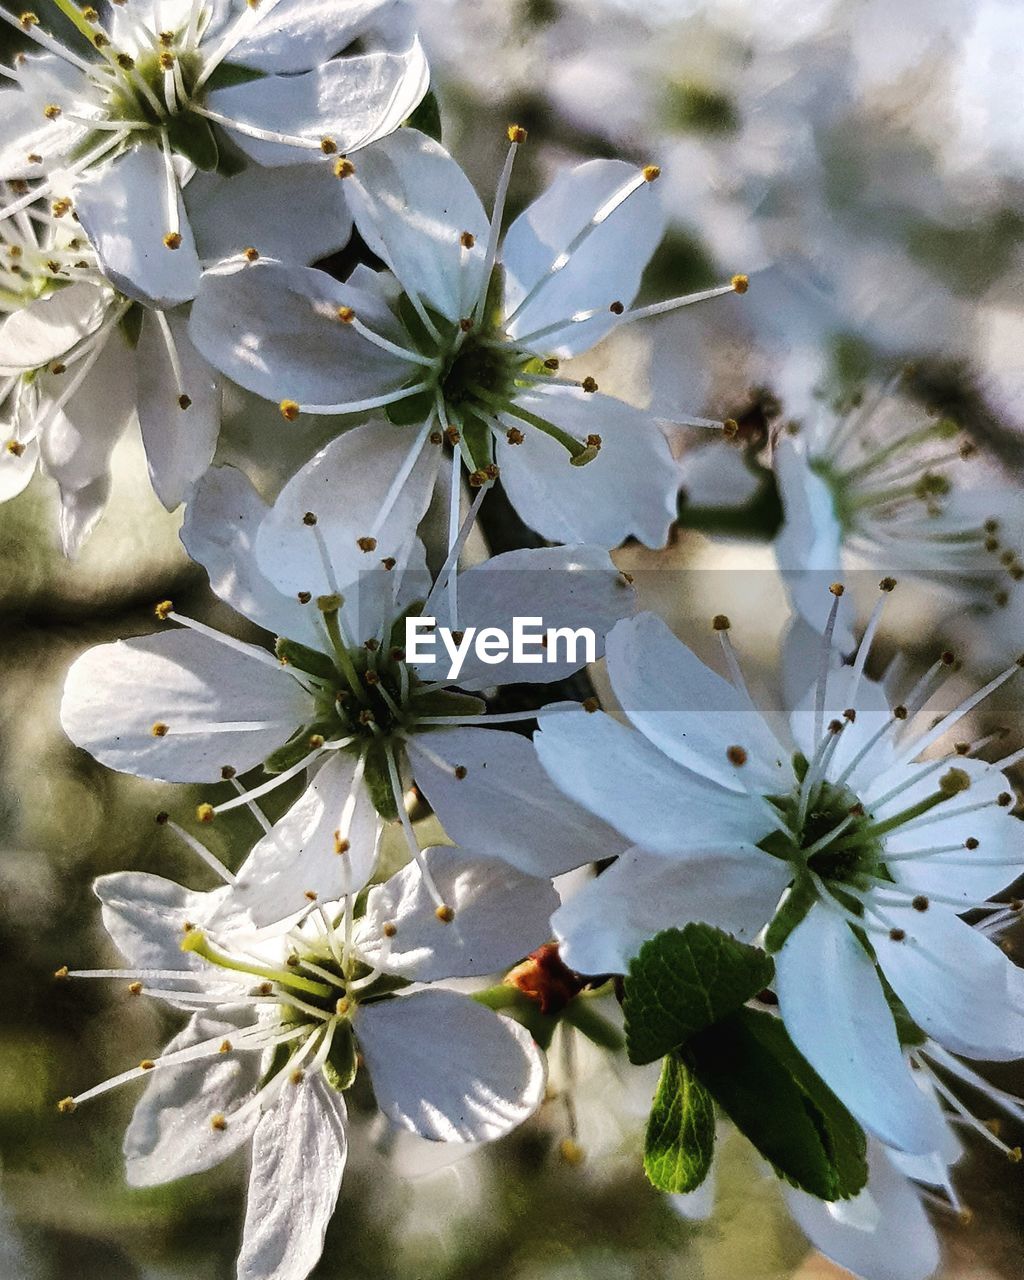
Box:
472, 125, 524, 325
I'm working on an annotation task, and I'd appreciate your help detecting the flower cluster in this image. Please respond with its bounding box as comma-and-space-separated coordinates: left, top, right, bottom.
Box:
4, 5, 1022, 1280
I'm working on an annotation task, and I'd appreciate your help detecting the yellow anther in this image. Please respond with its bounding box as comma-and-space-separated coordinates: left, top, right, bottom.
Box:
308, 733, 325, 749
128, 981, 143, 996
139, 1059, 155, 1071
356, 535, 377, 552
722, 418, 739, 439
210, 1113, 227, 1131
731, 274, 749, 294
116, 53, 134, 69
610, 300, 624, 315
454, 765, 468, 779
507, 123, 528, 144
304, 890, 318, 901
559, 1138, 585, 1165
912, 895, 929, 912
5, 440, 25, 457
829, 582, 845, 596
151, 721, 169, 737
581, 376, 598, 394
335, 996, 351, 1016
19, 13, 39, 29
582, 697, 600, 713
320, 137, 337, 154
159, 51, 175, 70
57, 1096, 76, 1114
54, 965, 69, 980
336, 305, 355, 324
243, 246, 259, 262
333, 157, 355, 179
712, 614, 731, 631
382, 922, 398, 938
154, 599, 174, 619
50, 361, 66, 374
381, 556, 396, 570
196, 803, 215, 824
163, 232, 182, 250
506, 427, 525, 445
297, 591, 312, 604
280, 400, 300, 421
460, 231, 476, 249
333, 833, 350, 854
51, 198, 72, 218
726, 745, 748, 767
290, 1068, 305, 1084
642, 165, 661, 183
435, 904, 456, 924
43, 103, 61, 120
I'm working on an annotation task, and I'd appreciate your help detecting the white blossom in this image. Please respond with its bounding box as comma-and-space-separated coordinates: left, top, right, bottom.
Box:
536, 595, 1024, 1157
189, 126, 746, 548
56, 844, 552, 1280
59, 449, 627, 919
0, 0, 427, 303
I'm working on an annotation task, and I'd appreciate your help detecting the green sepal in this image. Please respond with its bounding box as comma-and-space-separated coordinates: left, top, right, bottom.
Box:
260, 1040, 293, 1089
275, 636, 338, 683
165, 113, 219, 172
461, 412, 495, 471
623, 924, 774, 1065
688, 1008, 868, 1201
263, 720, 337, 774
323, 1021, 358, 1092
362, 739, 399, 819
388, 600, 427, 650
763, 875, 818, 954
409, 688, 486, 720
214, 143, 248, 178
119, 302, 145, 350
644, 1051, 715, 1194
386, 385, 435, 426
203, 62, 267, 91
404, 90, 442, 142
356, 974, 411, 1003
881, 974, 928, 1048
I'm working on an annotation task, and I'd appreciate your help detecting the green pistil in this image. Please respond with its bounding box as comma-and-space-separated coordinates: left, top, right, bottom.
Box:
842, 418, 959, 484
476, 390, 597, 465
181, 931, 335, 1000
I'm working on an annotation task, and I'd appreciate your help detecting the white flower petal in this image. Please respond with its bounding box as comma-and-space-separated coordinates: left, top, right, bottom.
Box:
412, 724, 623, 876
229, 753, 381, 925
420, 544, 634, 689
783, 1141, 941, 1280
502, 159, 666, 357
874, 904, 1024, 1061
0, 84, 86, 180
55, 474, 110, 559
188, 258, 410, 404
180, 464, 322, 646
94, 871, 235, 971
0, 282, 110, 374
495, 388, 677, 549
874, 756, 1024, 904
356, 988, 545, 1141
136, 309, 219, 510
237, 1075, 347, 1280
124, 1010, 264, 1187
535, 706, 767, 857
360, 845, 558, 980
253, 420, 439, 599
185, 163, 353, 265
74, 147, 202, 308
605, 612, 788, 792
774, 437, 852, 645
343, 128, 489, 322
60, 629, 312, 783
208, 47, 429, 167
553, 847, 788, 976
231, 0, 399, 73
776, 907, 951, 1155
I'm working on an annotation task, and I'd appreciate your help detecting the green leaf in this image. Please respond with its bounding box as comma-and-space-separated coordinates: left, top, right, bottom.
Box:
204, 62, 267, 91
404, 90, 442, 142
644, 1052, 715, 1194
623, 924, 774, 1065
688, 1008, 868, 1201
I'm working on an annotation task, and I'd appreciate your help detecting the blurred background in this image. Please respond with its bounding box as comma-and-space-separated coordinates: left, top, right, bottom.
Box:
2, 0, 1024, 1275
